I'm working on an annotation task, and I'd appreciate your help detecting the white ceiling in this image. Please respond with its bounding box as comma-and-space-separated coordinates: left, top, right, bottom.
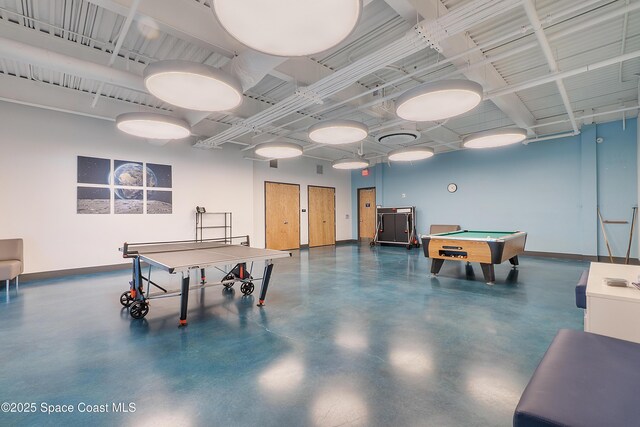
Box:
0, 0, 638, 163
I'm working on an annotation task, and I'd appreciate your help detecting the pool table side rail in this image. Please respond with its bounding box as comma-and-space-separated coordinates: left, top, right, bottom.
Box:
426, 230, 527, 242
494, 232, 527, 263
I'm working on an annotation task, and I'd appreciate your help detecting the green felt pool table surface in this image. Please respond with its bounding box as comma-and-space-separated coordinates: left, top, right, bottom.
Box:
434, 230, 518, 239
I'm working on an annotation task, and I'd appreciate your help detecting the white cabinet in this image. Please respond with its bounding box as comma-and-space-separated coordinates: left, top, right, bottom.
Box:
585, 262, 640, 344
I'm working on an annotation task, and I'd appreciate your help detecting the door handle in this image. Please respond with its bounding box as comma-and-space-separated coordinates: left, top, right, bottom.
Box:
284, 221, 288, 224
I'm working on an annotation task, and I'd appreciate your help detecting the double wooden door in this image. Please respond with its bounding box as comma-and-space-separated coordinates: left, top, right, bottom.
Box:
308, 186, 336, 247
358, 188, 376, 240
265, 182, 300, 250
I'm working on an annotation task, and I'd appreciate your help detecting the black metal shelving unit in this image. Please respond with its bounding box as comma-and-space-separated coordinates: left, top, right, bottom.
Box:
195, 208, 232, 243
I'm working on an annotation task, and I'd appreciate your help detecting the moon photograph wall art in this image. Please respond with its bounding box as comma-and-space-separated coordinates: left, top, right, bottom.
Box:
77, 156, 110, 185
76, 156, 173, 215
147, 163, 172, 188
77, 186, 110, 214
77, 156, 111, 214
147, 190, 172, 214
113, 160, 144, 214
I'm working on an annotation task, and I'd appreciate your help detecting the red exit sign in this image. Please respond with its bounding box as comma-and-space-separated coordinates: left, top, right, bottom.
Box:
361, 168, 369, 176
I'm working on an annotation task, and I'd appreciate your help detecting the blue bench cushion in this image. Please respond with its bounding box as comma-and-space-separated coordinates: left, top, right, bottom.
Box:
514, 329, 640, 427
575, 269, 589, 309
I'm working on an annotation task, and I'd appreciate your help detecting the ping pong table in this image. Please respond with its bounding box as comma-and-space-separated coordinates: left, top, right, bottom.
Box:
119, 236, 291, 326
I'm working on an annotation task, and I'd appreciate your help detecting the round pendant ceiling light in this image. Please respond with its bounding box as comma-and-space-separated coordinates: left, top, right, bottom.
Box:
388, 146, 434, 162
308, 120, 369, 145
332, 157, 370, 170
143, 60, 243, 112
255, 142, 303, 159
463, 128, 527, 149
116, 113, 191, 139
395, 80, 483, 122
212, 0, 362, 57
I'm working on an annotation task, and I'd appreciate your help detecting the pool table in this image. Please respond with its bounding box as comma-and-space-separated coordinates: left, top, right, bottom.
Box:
421, 230, 527, 284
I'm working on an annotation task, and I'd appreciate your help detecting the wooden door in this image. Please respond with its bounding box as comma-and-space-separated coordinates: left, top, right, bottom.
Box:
358, 188, 376, 240
265, 182, 300, 250
308, 186, 336, 247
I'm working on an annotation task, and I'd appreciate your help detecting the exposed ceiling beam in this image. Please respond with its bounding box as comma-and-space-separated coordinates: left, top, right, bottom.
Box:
83, 0, 385, 120
0, 22, 293, 120
92, 0, 141, 107
532, 105, 640, 131
523, 0, 578, 134
88, 0, 382, 58
583, 108, 595, 126
196, 0, 526, 149
0, 72, 145, 121
285, 0, 640, 137
0, 20, 382, 152
0, 72, 235, 139
487, 48, 640, 99
273, 57, 385, 119
0, 35, 144, 92
84, 0, 240, 56
382, 0, 420, 23
388, 0, 538, 134
0, 19, 145, 74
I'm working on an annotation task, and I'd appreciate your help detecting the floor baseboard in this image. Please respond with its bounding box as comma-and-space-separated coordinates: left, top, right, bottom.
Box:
21, 263, 130, 283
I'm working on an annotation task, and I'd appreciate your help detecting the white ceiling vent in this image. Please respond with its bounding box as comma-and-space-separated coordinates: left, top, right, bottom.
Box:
377, 130, 421, 146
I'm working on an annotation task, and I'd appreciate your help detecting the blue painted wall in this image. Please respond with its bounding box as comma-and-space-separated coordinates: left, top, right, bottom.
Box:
352, 119, 637, 258
596, 119, 638, 258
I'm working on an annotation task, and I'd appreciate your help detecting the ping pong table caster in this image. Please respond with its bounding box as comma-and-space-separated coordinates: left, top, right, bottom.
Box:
222, 272, 235, 289
240, 282, 255, 295
130, 301, 149, 319
119, 291, 133, 307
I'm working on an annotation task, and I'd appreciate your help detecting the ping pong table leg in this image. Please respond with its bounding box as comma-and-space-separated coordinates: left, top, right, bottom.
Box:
132, 257, 143, 300
179, 272, 190, 327
257, 261, 274, 307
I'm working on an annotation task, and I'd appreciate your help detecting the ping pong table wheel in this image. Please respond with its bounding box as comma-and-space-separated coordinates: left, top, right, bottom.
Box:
129, 301, 149, 319
120, 291, 133, 307
222, 272, 235, 289
240, 282, 255, 295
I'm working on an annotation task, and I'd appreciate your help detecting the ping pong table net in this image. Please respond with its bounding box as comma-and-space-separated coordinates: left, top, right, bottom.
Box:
122, 236, 250, 257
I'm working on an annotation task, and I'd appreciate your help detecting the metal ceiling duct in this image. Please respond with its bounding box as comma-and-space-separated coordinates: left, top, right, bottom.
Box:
222, 50, 288, 92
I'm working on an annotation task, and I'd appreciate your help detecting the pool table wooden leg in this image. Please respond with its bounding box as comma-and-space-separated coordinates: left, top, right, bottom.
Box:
430, 259, 445, 275
509, 256, 519, 267
465, 262, 475, 278
480, 263, 495, 284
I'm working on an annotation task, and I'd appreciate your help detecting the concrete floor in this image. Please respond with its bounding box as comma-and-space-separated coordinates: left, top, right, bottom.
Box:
0, 244, 585, 426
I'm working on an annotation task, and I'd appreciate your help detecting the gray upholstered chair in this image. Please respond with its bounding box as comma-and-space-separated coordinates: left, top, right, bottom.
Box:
0, 239, 23, 302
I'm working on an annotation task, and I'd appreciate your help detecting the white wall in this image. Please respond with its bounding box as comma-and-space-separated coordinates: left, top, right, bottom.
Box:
0, 102, 353, 274
252, 156, 353, 248
0, 102, 254, 273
